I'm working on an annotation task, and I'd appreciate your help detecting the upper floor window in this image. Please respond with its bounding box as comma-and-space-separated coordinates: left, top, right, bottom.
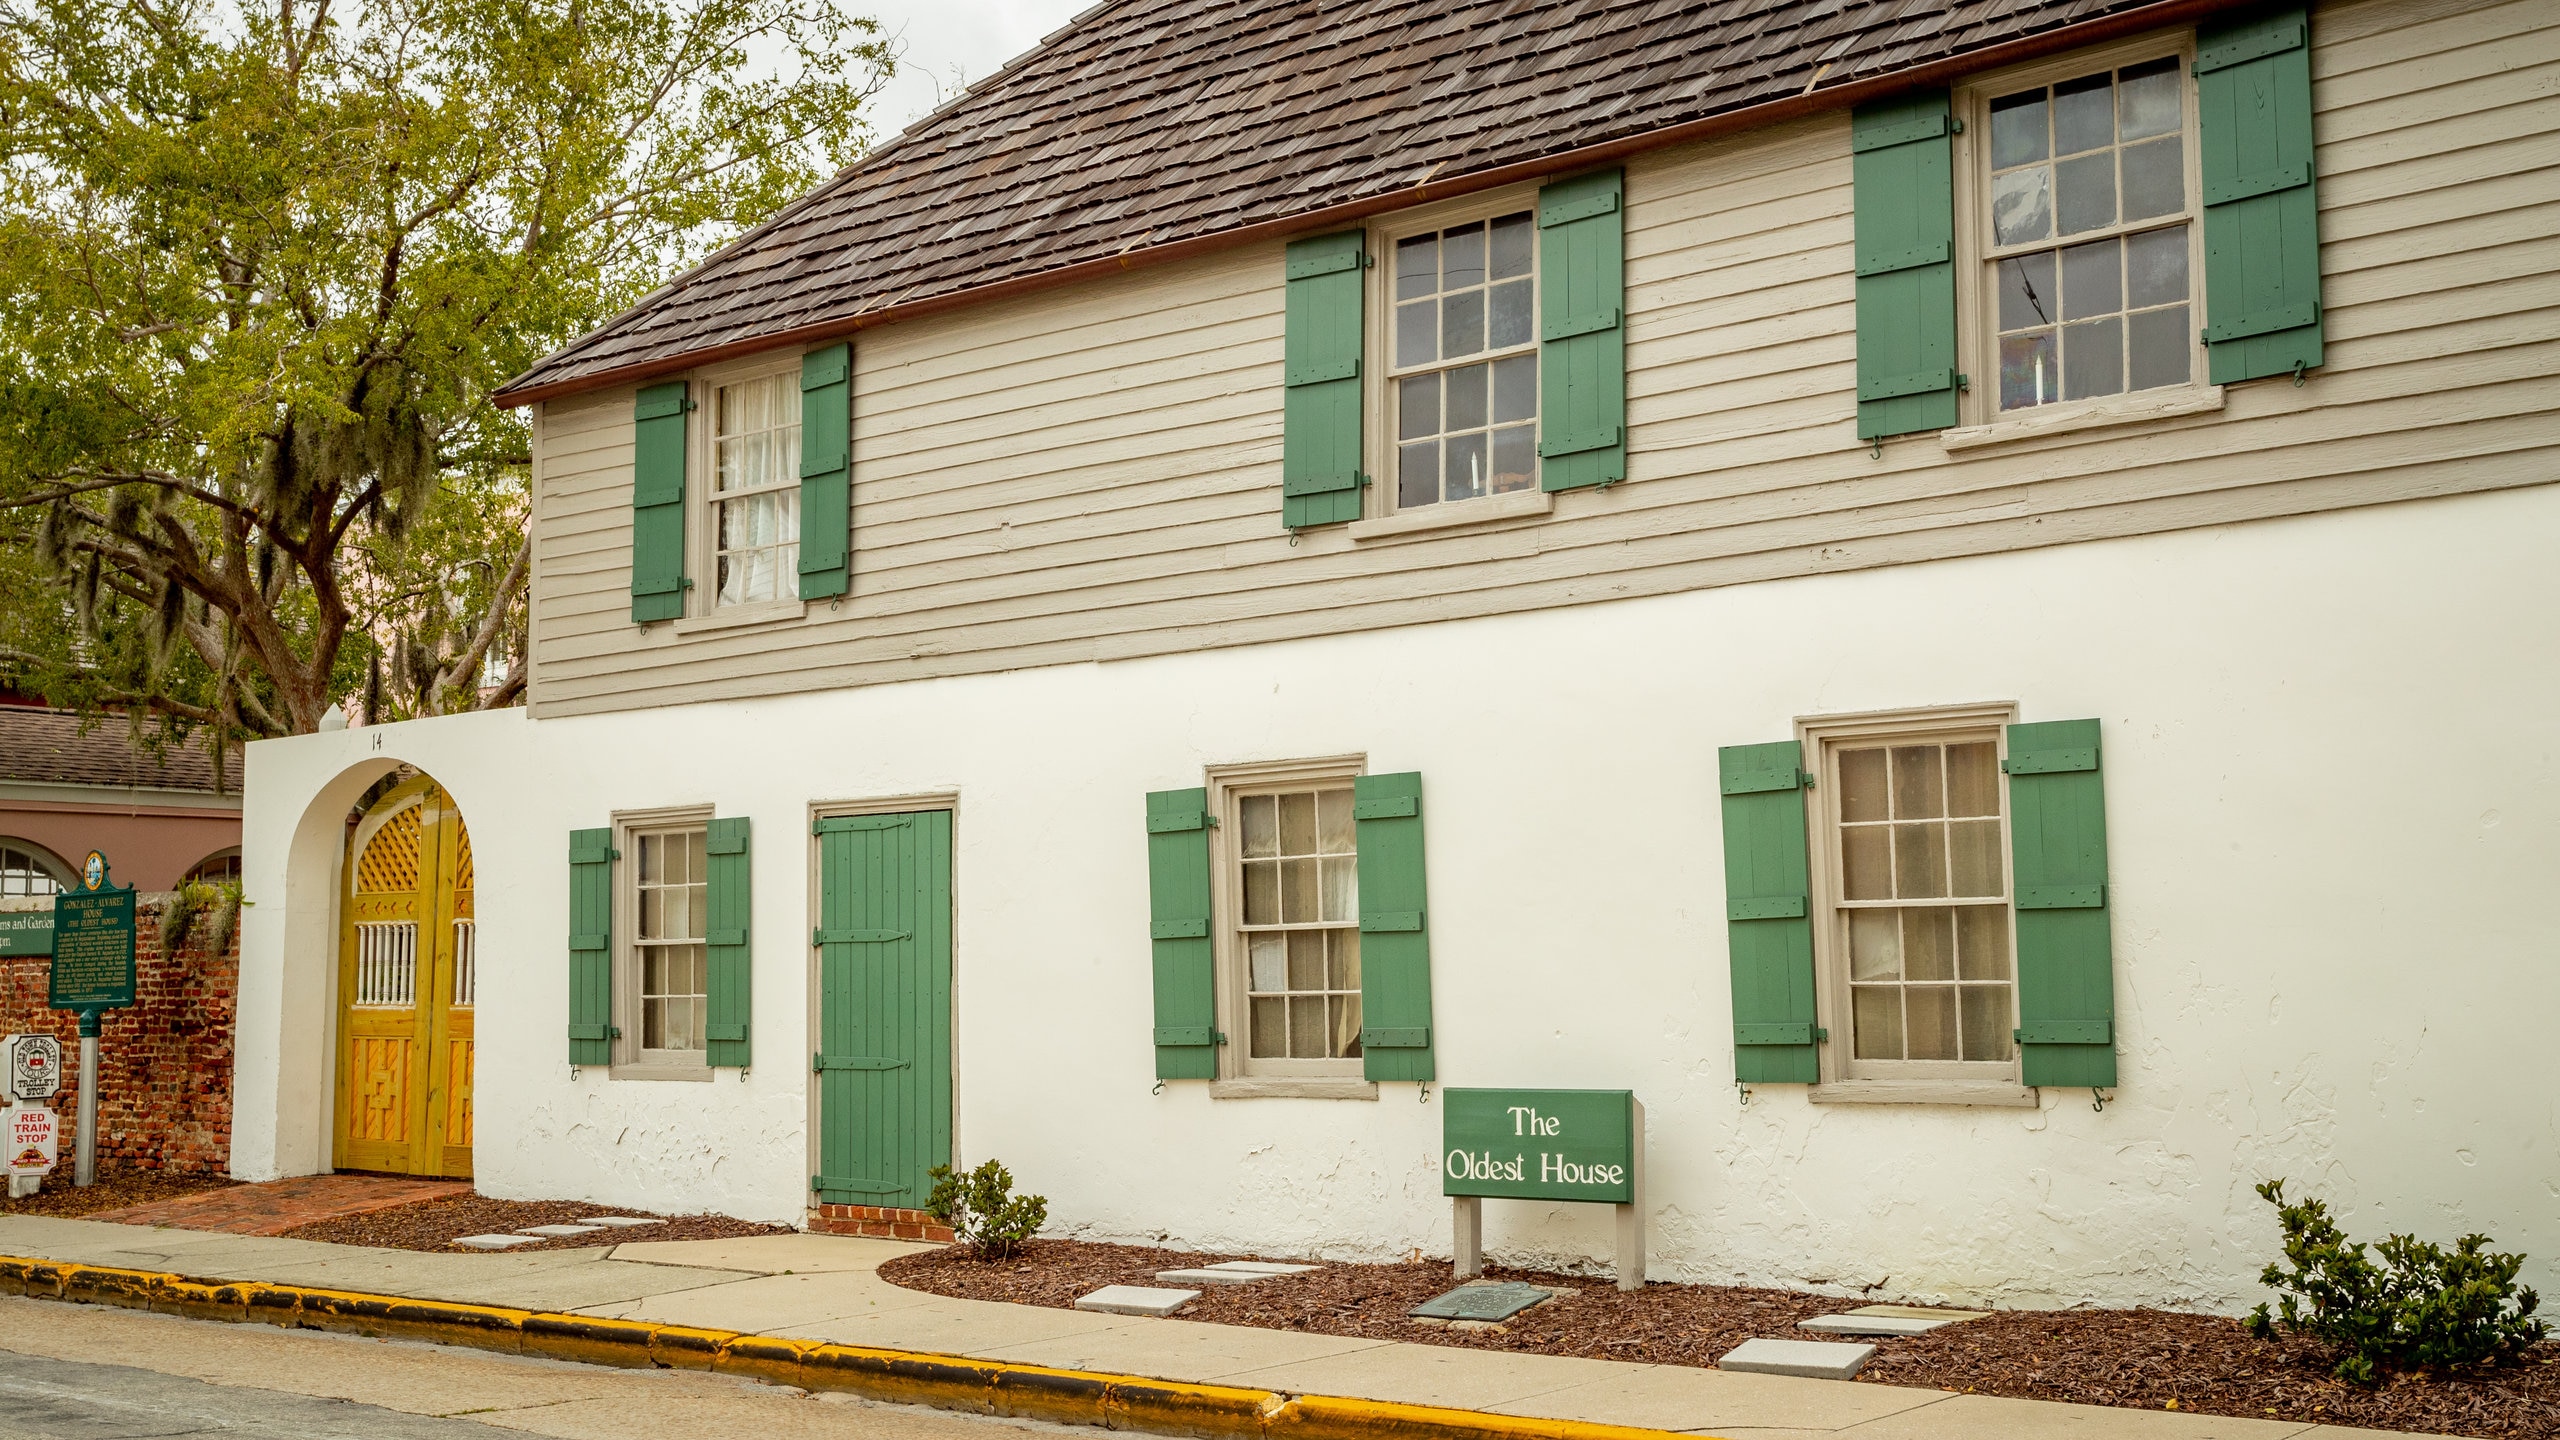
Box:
710, 371, 801, 608
1390, 211, 1538, 509
1973, 50, 2201, 412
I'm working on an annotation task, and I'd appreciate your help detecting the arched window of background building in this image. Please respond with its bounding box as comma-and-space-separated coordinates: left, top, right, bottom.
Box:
0, 840, 69, 897
186, 848, 243, 886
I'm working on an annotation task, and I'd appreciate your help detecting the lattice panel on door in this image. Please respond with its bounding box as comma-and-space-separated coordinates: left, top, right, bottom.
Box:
451, 821, 475, 917
354, 922, 419, 1007
445, 1040, 475, 1147
355, 805, 424, 893
350, 1037, 412, 1142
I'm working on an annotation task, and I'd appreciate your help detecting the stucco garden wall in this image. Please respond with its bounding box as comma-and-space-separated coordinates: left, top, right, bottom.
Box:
235, 483, 2560, 1312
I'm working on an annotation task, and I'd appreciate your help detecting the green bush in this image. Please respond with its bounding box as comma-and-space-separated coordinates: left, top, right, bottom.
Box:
925, 1159, 1047, 1261
2246, 1178, 2547, 1383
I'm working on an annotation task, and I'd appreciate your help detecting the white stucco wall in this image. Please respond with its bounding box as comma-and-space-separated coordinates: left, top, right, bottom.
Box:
236, 484, 2560, 1312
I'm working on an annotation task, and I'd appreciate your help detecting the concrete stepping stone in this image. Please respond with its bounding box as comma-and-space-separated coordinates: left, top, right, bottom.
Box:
1801, 1313, 1958, 1337
1849, 1303, 1991, 1321
1073, 1285, 1199, 1317
1155, 1267, 1273, 1286
580, 1217, 664, 1228
1203, 1261, 1320, 1275
517, 1224, 608, 1237
452, 1234, 543, 1250
1718, 1337, 1878, 1380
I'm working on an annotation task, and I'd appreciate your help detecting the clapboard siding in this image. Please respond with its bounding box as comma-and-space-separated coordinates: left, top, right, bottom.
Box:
528, 0, 2560, 714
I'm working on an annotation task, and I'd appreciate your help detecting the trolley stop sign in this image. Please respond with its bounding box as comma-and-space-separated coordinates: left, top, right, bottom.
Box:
50, 883, 136, 1013
1442, 1088, 1635, 1204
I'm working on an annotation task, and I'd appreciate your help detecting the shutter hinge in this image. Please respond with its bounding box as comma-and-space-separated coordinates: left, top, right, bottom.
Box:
610, 1026, 622, 1039
1950, 117, 1965, 134
1814, 1027, 1830, 1042
1956, 373, 1971, 392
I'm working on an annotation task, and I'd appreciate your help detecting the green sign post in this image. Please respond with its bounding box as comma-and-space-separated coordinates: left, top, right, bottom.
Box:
0, 912, 52, 957
49, 851, 134, 1188
1441, 1087, 1647, 1290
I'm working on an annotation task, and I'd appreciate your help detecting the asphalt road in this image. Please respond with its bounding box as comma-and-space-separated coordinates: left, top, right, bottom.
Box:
0, 1296, 1062, 1439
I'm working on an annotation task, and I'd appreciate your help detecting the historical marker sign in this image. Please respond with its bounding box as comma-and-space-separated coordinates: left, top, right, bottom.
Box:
0, 912, 51, 957
1442, 1088, 1636, 1205
50, 858, 136, 1014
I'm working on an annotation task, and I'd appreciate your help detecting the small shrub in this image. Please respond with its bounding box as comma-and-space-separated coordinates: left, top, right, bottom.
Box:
2246, 1178, 2547, 1383
925, 1159, 1047, 1261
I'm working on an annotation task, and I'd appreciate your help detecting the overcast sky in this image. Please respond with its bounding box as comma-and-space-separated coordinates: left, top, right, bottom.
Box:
863, 0, 1093, 133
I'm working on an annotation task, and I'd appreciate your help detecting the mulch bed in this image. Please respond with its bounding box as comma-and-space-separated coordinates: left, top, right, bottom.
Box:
278, 1194, 794, 1253
0, 1166, 235, 1220
882, 1240, 2560, 1439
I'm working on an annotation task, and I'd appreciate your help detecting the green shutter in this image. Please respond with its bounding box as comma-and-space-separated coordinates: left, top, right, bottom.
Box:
1719, 743, 1820, 1082
568, 827, 615, 1064
1537, 168, 1626, 491
703, 816, 751, 1068
1281, 231, 1367, 530
1354, 771, 1434, 1082
2005, 719, 2118, 1088
630, 382, 690, 623
1852, 93, 1960, 441
1146, 788, 1217, 1079
798, 343, 852, 600
2198, 3, 2323, 384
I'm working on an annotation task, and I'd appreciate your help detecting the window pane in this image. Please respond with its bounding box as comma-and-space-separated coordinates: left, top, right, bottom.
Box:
2126, 224, 2189, 308
2063, 317, 2125, 400
1996, 252, 2057, 332
1890, 746, 1944, 819
1957, 906, 2012, 980
638, 886, 664, 941
1319, 857, 1356, 923
1279, 792, 1316, 853
1950, 820, 2004, 896
1489, 278, 1533, 348
1839, 748, 1889, 822
1992, 167, 2053, 246
1330, 996, 1364, 1058
1491, 425, 1536, 494
1894, 822, 1948, 898
1249, 935, 1286, 992
1317, 789, 1354, 852
2118, 57, 2181, 141
2053, 72, 2114, 155
1250, 997, 1285, 1057
2056, 151, 2116, 235
1396, 233, 1437, 300
1491, 353, 1537, 422
1990, 90, 2050, 169
1946, 742, 2000, 816
2121, 136, 2183, 221
2061, 238, 2121, 321
1853, 986, 1903, 1060
1288, 996, 1326, 1058
1904, 907, 1956, 980
1442, 221, 1486, 289
1328, 929, 1361, 989
1280, 857, 1317, 924
2129, 305, 2192, 392
1849, 909, 1901, 980
1288, 929, 1325, 990
1961, 985, 2015, 1061
1489, 211, 1533, 279
1396, 300, 1436, 367
1842, 825, 1891, 900
1243, 860, 1278, 925
638, 833, 661, 884
1446, 362, 1489, 431
1905, 986, 1960, 1060
2001, 329, 2059, 409
1444, 431, 1487, 502
1441, 288, 1485, 358
1398, 373, 1440, 441
643, 995, 666, 1049
1399, 440, 1440, 508
1240, 795, 1277, 857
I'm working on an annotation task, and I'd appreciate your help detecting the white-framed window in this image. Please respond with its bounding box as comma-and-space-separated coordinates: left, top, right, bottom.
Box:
704, 367, 801, 610
614, 807, 712, 1075
1208, 757, 1365, 1077
1804, 705, 2021, 1087
1960, 39, 2204, 417
1382, 206, 1539, 511
0, 840, 65, 897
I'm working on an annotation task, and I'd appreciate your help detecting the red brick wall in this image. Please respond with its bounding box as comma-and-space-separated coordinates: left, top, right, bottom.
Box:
0, 896, 236, 1173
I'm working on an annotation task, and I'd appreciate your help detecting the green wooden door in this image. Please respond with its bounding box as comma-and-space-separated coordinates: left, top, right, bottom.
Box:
813, 810, 953, 1209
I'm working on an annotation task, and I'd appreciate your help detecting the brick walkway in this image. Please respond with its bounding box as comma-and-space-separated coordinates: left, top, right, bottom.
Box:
84, 1175, 471, 1236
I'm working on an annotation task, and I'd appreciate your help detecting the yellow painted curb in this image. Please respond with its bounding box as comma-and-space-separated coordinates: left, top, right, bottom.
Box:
0, 1255, 1714, 1439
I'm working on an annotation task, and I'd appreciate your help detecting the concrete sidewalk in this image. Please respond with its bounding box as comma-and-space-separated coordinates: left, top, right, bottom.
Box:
0, 1216, 2406, 1440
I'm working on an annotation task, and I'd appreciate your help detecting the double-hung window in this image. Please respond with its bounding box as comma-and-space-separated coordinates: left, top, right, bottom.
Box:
623, 818, 709, 1069
1388, 211, 1538, 510
1210, 761, 1364, 1076
1973, 49, 2202, 413
707, 370, 801, 609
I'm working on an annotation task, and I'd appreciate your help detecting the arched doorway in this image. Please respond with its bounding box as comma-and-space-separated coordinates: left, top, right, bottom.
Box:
332, 774, 475, 1178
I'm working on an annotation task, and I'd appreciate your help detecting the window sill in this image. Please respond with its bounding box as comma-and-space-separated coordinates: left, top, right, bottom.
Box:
1209, 1078, 1379, 1101
1348, 488, 1551, 542
1939, 385, 2223, 451
609, 1060, 713, 1083
670, 599, 807, 635
1806, 1081, 2038, 1108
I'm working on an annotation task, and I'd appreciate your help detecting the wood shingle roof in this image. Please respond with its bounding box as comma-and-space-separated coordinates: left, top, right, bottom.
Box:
497, 0, 2224, 404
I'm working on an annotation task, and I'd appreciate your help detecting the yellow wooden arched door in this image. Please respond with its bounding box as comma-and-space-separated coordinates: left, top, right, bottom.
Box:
332, 777, 476, 1177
